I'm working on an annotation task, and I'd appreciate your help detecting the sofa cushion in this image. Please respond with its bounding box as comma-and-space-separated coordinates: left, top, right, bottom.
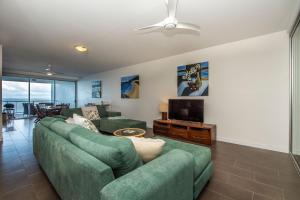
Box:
73, 114, 99, 133
100, 149, 194, 200
65, 117, 75, 124
106, 111, 122, 117
81, 106, 100, 120
49, 121, 79, 139
69, 126, 143, 177
99, 118, 147, 133
33, 124, 115, 200
61, 108, 83, 118
91, 119, 100, 129
40, 117, 64, 127
127, 137, 166, 162
96, 105, 108, 118
65, 117, 100, 130
156, 136, 211, 179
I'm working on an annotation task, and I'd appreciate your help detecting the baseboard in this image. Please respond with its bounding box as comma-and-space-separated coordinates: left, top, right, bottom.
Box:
217, 136, 289, 153
149, 126, 289, 153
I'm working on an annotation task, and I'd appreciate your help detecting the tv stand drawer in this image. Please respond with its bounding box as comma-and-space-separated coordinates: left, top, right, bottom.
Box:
153, 120, 216, 146
170, 124, 188, 138
189, 128, 210, 138
189, 129, 211, 145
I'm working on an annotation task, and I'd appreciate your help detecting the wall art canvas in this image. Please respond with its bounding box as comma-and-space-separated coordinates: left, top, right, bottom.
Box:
177, 61, 209, 96
92, 80, 102, 98
121, 75, 139, 99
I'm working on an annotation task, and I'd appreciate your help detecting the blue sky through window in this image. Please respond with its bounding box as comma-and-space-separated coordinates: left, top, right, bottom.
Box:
2, 81, 52, 101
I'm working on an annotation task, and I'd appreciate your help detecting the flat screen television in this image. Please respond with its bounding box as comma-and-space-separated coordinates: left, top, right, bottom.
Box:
168, 99, 204, 122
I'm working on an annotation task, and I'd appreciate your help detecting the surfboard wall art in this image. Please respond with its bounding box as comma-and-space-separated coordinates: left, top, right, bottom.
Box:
121, 75, 140, 99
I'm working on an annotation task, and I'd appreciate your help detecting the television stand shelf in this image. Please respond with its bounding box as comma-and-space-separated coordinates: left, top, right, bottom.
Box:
153, 120, 216, 146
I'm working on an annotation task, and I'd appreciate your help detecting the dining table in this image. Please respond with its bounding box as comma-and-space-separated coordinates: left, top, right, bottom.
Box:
44, 106, 63, 116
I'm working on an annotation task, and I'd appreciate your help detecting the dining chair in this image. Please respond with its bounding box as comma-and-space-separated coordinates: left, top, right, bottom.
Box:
34, 104, 46, 123
3, 103, 15, 119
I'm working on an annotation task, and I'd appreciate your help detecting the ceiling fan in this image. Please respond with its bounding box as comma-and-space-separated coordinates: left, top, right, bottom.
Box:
45, 64, 57, 76
135, 0, 200, 32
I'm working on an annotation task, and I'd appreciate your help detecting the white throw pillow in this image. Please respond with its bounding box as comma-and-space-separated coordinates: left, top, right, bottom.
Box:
81, 106, 100, 120
127, 137, 166, 162
65, 117, 76, 124
73, 114, 99, 133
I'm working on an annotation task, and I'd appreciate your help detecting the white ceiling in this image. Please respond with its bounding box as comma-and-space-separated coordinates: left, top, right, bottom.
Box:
0, 0, 299, 78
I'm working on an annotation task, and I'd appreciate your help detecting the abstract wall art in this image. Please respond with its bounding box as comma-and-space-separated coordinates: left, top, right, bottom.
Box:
177, 61, 209, 96
121, 75, 139, 99
92, 80, 102, 98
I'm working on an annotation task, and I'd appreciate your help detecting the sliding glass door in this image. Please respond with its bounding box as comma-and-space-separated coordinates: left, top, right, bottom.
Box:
2, 76, 76, 119
2, 77, 29, 118
291, 16, 300, 169
55, 80, 76, 108
30, 78, 54, 105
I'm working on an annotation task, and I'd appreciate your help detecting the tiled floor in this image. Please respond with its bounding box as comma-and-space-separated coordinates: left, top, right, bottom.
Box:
1, 119, 300, 200
294, 155, 300, 167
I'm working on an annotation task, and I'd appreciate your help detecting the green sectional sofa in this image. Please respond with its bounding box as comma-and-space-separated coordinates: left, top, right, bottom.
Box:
33, 117, 213, 200
59, 105, 147, 133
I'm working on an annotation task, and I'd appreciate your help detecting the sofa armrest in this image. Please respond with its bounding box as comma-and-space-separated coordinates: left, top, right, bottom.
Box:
33, 124, 115, 200
107, 111, 121, 117
100, 149, 194, 200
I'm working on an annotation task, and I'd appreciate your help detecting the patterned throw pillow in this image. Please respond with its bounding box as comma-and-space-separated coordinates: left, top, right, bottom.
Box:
81, 106, 100, 120
73, 114, 100, 133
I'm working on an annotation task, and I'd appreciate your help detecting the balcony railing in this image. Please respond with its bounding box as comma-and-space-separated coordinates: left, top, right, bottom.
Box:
2, 100, 74, 119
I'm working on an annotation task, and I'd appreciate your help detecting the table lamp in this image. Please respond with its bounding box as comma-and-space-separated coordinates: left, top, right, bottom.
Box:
159, 103, 168, 120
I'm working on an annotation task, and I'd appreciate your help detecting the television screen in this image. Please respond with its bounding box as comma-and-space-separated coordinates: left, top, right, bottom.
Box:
168, 99, 204, 122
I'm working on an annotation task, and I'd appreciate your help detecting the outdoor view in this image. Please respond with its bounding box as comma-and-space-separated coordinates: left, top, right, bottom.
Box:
2, 77, 76, 118
3, 81, 52, 102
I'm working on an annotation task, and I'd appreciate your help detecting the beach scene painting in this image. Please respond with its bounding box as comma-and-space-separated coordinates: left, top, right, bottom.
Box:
177, 61, 209, 96
121, 75, 140, 99
92, 80, 102, 98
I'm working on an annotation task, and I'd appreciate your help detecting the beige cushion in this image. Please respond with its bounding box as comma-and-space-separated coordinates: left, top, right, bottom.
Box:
65, 117, 75, 124
81, 106, 100, 120
72, 114, 99, 133
127, 137, 165, 162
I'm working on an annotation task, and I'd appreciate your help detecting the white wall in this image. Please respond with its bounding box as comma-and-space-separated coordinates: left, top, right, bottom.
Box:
0, 45, 2, 142
78, 31, 290, 153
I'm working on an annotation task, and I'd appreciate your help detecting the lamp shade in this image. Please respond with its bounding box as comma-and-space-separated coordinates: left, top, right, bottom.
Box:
159, 103, 168, 112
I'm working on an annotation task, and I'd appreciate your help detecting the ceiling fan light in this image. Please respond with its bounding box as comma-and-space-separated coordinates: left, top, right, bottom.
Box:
164, 23, 176, 29
46, 72, 53, 76
75, 45, 88, 53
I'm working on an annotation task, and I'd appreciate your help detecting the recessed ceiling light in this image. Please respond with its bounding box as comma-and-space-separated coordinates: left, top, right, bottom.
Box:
46, 72, 53, 76
75, 45, 88, 53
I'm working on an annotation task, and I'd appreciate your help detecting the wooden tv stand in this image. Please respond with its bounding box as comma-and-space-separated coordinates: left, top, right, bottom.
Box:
153, 120, 216, 146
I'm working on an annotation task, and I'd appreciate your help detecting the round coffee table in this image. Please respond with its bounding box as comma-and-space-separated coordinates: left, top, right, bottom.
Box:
113, 128, 146, 137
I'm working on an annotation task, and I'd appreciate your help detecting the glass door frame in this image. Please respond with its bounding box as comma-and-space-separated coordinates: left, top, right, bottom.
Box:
2, 75, 77, 118
29, 78, 55, 106
290, 11, 300, 174
2, 76, 30, 118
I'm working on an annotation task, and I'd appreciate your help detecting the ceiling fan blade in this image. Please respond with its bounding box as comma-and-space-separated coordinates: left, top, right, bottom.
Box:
135, 21, 165, 31
45, 64, 52, 71
166, 0, 178, 18
176, 22, 201, 32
